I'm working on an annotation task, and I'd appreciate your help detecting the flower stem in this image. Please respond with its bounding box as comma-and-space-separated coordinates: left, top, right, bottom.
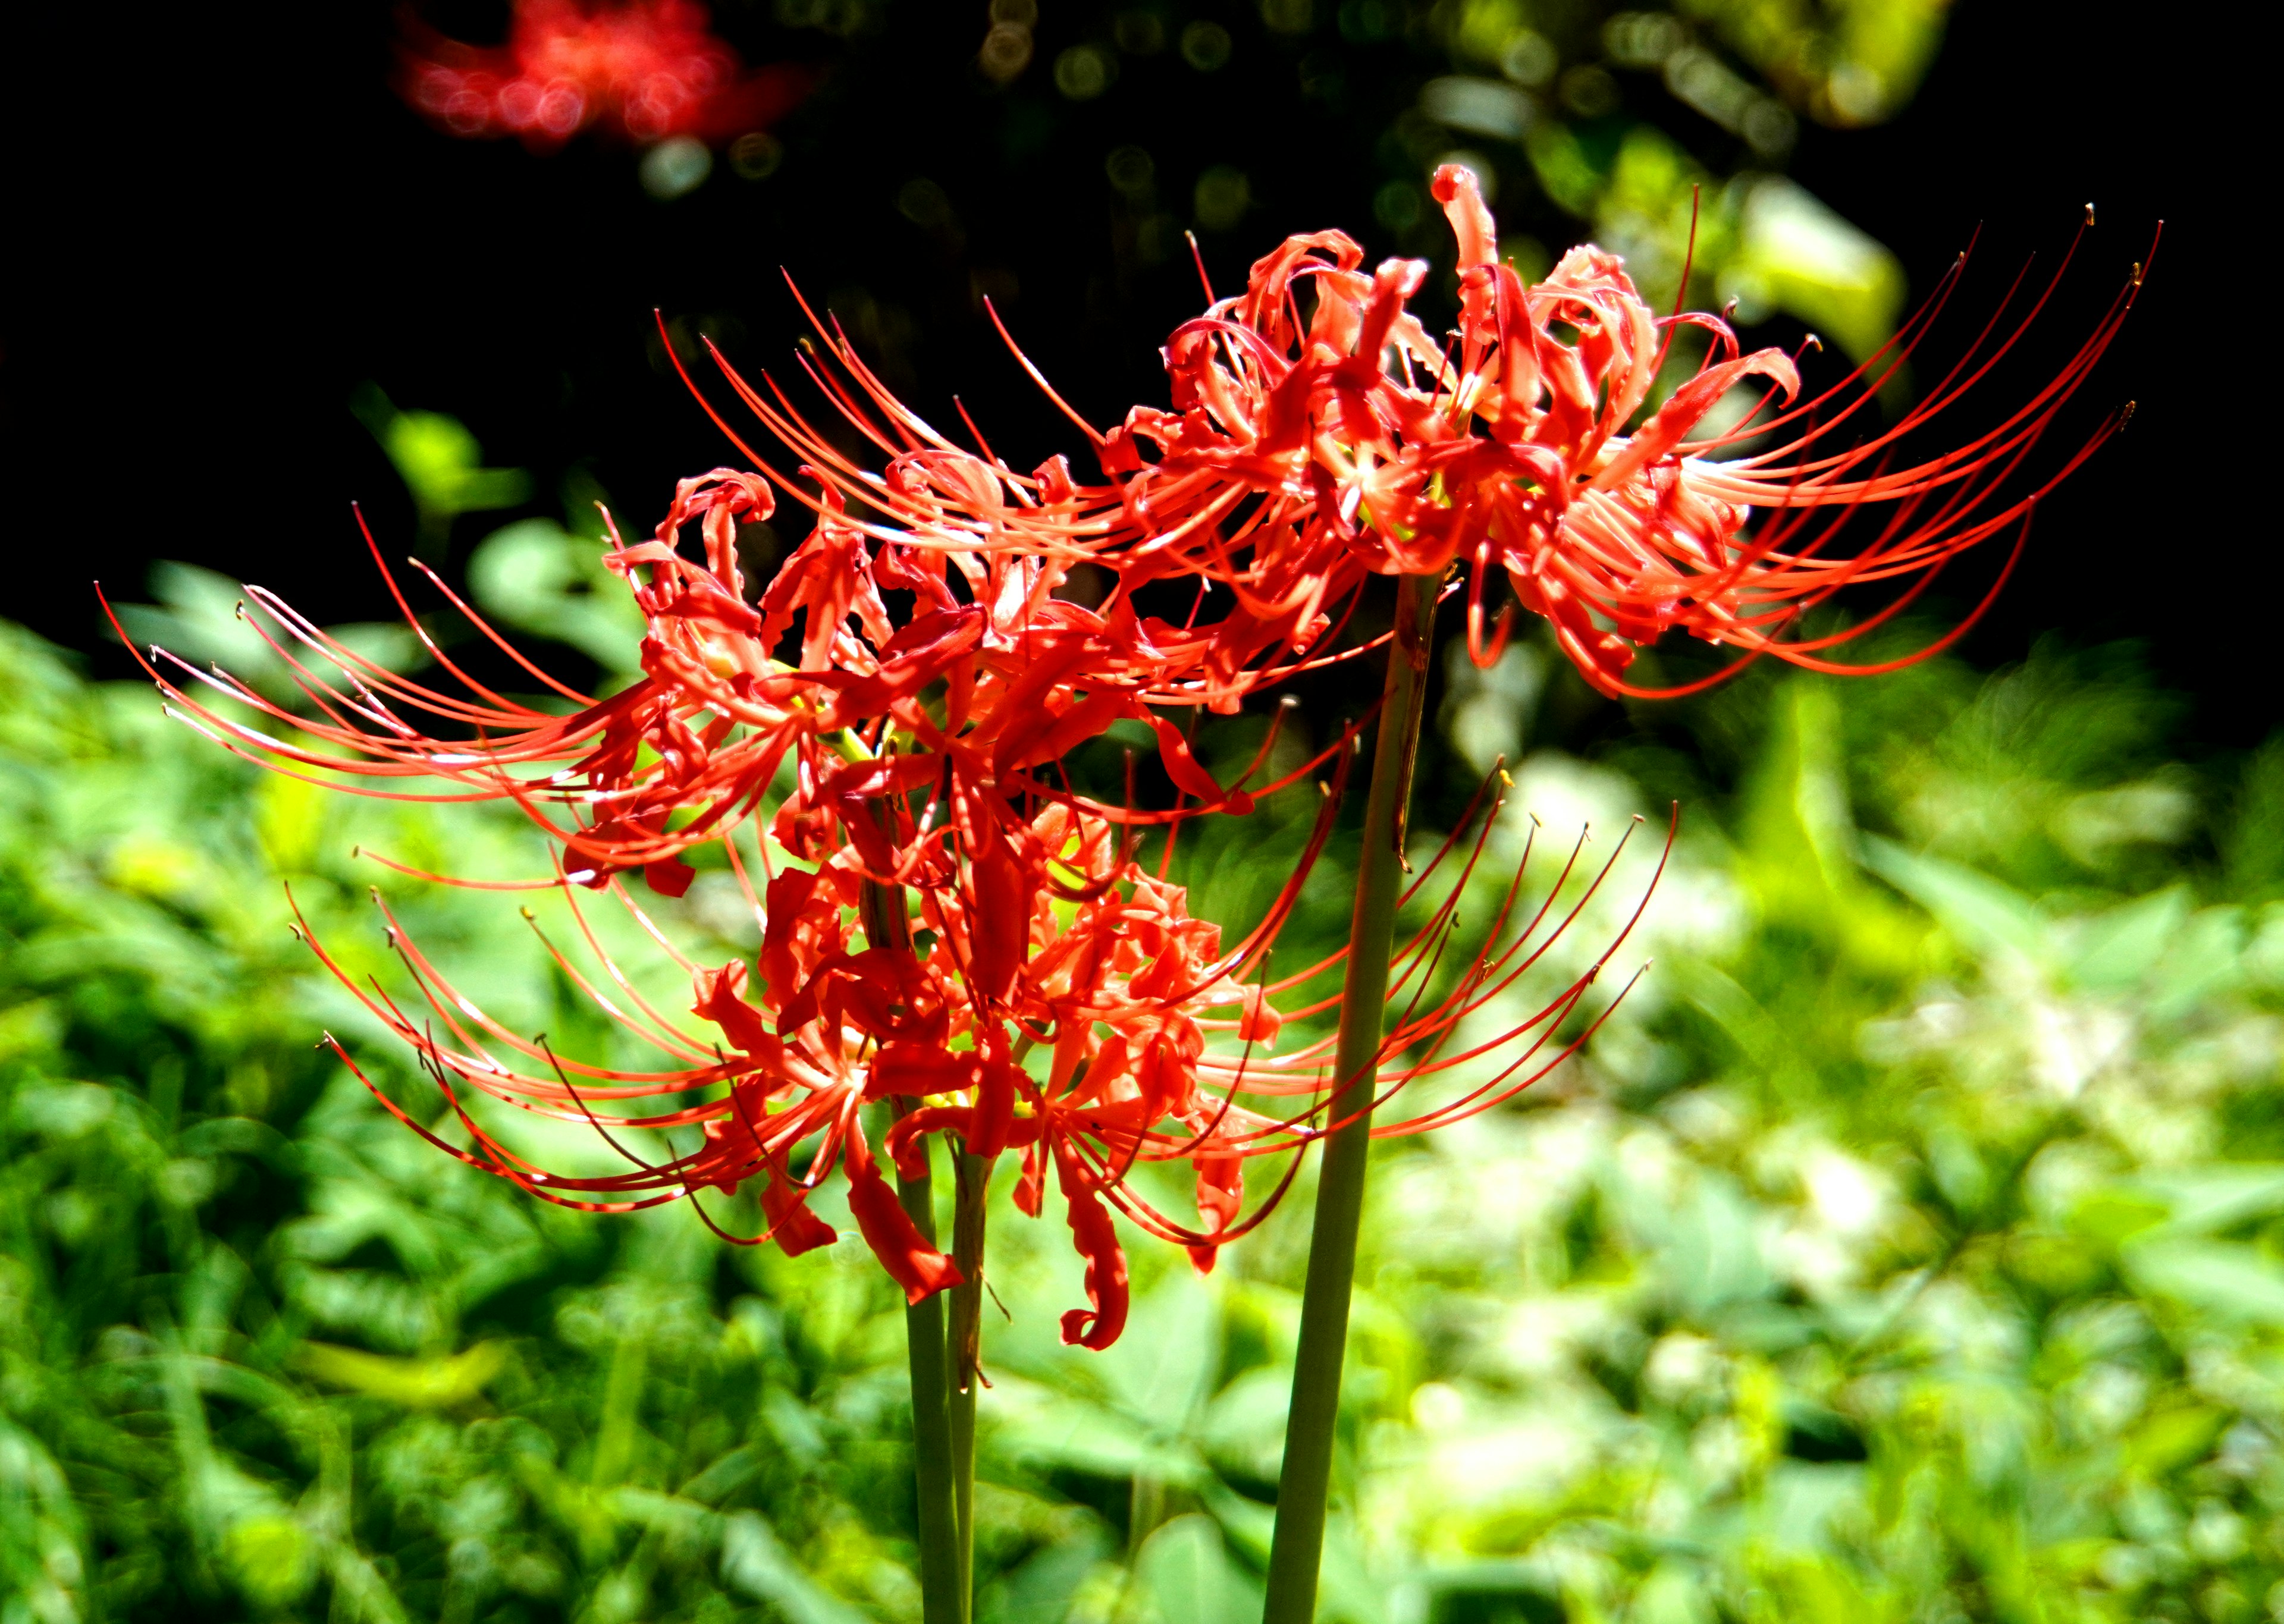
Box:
892, 1123, 964, 1624
862, 868, 964, 1624
948, 1150, 993, 1620
1262, 570, 1439, 1624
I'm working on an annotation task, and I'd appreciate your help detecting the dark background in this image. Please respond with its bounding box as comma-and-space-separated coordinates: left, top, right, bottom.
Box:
4, 2, 2256, 737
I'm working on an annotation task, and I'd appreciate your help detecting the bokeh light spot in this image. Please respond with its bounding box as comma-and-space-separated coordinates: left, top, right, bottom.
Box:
1560, 63, 1620, 117
897, 177, 953, 228
1181, 21, 1232, 71
1374, 179, 1424, 231
1106, 144, 1155, 196
1113, 9, 1165, 53
1604, 11, 1683, 68
729, 130, 783, 179
1742, 99, 1796, 157
639, 136, 712, 199
1422, 75, 1538, 140
979, 23, 1033, 82
1194, 164, 1250, 230
1500, 29, 1558, 88
1055, 44, 1116, 100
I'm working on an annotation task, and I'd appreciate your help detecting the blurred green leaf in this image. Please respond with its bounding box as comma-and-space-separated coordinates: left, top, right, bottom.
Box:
2122, 1239, 2284, 1327
1135, 1513, 1260, 1624
294, 1339, 508, 1409
467, 515, 645, 680
1862, 834, 2045, 964
350, 384, 531, 546
1724, 177, 1905, 362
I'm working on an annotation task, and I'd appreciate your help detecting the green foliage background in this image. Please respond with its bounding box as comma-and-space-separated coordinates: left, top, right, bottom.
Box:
9, 542, 2284, 1623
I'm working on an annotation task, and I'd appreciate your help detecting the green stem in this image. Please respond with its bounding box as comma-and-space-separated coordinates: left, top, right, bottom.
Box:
1262, 571, 1439, 1624
862, 867, 964, 1624
948, 1151, 993, 1620
892, 1120, 963, 1624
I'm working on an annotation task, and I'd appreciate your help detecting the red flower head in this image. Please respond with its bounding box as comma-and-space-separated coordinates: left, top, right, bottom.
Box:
666, 177, 2139, 711
106, 448, 1322, 897
300, 777, 1350, 1345
399, 0, 809, 148
1093, 165, 2146, 696
380, 737, 1644, 1339
105, 476, 826, 895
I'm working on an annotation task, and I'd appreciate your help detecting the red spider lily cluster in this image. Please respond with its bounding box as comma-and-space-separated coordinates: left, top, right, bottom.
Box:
399, 0, 808, 149
121, 168, 2133, 1347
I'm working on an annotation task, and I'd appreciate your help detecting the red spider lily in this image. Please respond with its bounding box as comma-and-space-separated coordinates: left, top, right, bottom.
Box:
112, 415, 1665, 1341
296, 719, 1663, 1346
304, 845, 965, 1299
127, 156, 2132, 888
996, 784, 1674, 1283
126, 180, 2130, 892
399, 0, 810, 149
109, 447, 1354, 896
105, 473, 810, 894
114, 172, 2072, 1362
682, 174, 2140, 703
1088, 167, 2146, 696
299, 783, 1331, 1337
661, 287, 1392, 718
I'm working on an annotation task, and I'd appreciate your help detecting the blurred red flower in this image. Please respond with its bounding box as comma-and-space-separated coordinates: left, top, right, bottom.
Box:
398, 0, 808, 148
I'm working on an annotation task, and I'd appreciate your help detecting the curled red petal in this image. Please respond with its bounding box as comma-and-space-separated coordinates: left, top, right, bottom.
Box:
845, 1125, 964, 1305
1054, 1141, 1130, 1349
761, 1170, 839, 1256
